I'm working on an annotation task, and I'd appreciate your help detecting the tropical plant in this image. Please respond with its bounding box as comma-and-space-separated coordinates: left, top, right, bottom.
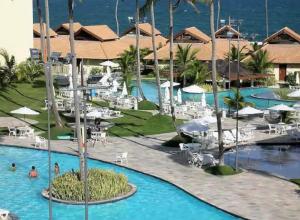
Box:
90, 67, 102, 75
118, 52, 135, 95
51, 169, 131, 201
15, 60, 44, 82
225, 44, 247, 61
182, 60, 209, 85
250, 42, 261, 53
247, 50, 273, 74
175, 44, 199, 86
0, 49, 16, 87
224, 88, 254, 110
286, 72, 297, 86
140, 0, 163, 114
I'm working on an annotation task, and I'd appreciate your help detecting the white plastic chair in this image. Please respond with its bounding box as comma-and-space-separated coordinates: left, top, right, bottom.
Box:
26, 128, 35, 138
0, 209, 9, 220
35, 136, 46, 148
115, 152, 128, 164
8, 127, 17, 137
268, 124, 277, 134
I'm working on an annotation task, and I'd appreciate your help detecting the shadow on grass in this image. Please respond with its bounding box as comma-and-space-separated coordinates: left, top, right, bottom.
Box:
32, 80, 46, 88
12, 87, 44, 103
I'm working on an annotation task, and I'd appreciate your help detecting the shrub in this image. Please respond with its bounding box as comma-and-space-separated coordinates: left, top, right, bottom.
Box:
273, 88, 300, 101
264, 76, 276, 86
290, 179, 300, 187
51, 169, 131, 201
90, 67, 102, 75
138, 100, 158, 110
162, 135, 192, 147
205, 165, 241, 176
286, 72, 296, 86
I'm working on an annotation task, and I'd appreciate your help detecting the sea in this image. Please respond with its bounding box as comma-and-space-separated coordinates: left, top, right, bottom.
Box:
33, 0, 300, 41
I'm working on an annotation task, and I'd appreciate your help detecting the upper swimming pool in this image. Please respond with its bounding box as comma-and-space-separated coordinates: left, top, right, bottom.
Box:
132, 80, 295, 109
0, 146, 239, 220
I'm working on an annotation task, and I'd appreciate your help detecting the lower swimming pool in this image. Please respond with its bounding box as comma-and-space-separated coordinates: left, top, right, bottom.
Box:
132, 80, 295, 109
0, 146, 239, 220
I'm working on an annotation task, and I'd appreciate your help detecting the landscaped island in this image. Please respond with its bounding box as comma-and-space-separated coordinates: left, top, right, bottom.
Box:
43, 169, 136, 204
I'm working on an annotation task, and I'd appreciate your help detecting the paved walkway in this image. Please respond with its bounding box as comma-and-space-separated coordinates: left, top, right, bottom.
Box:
0, 134, 299, 220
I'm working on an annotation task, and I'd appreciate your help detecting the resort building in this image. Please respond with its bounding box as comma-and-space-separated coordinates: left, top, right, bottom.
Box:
0, 0, 33, 63
55, 22, 82, 35
33, 23, 57, 38
215, 25, 241, 39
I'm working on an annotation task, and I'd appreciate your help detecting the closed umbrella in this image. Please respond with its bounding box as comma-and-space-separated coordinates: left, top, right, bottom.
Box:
177, 89, 182, 104
235, 106, 263, 116
112, 80, 119, 92
164, 88, 170, 102
201, 92, 206, 107
121, 82, 128, 97
10, 107, 40, 120
288, 90, 300, 98
182, 85, 205, 93
160, 81, 180, 88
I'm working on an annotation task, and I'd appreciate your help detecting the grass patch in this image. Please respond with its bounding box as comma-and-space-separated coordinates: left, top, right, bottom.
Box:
138, 100, 158, 110
162, 135, 192, 147
51, 169, 131, 201
108, 111, 182, 136
205, 165, 242, 176
91, 100, 110, 108
290, 179, 300, 187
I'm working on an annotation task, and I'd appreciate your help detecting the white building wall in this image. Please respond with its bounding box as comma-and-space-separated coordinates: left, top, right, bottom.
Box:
272, 64, 300, 81
0, 0, 33, 63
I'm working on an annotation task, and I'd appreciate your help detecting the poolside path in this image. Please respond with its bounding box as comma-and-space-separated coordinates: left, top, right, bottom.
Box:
0, 134, 299, 220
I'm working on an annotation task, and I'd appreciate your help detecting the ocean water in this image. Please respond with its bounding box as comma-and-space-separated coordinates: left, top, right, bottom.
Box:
33, 0, 300, 41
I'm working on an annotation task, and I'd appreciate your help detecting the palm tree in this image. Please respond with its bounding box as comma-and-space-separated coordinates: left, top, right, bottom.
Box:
0, 49, 16, 87
226, 44, 247, 61
115, 0, 120, 36
182, 60, 209, 85
119, 52, 135, 95
68, 0, 85, 180
224, 88, 254, 111
140, 0, 163, 114
217, 0, 221, 29
15, 60, 44, 82
247, 50, 273, 74
175, 44, 199, 86
44, 0, 63, 127
201, 0, 224, 165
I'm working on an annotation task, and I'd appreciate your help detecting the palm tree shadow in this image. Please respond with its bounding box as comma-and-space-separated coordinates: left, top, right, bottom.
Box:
12, 87, 44, 103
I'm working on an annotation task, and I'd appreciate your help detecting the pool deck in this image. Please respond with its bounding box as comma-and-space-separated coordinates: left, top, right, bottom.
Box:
0, 134, 299, 220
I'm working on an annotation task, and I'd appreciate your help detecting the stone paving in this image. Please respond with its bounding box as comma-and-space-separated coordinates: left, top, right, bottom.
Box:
0, 134, 299, 220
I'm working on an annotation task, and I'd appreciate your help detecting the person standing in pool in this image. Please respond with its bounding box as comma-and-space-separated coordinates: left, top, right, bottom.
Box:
54, 162, 60, 175
10, 163, 16, 171
29, 166, 38, 178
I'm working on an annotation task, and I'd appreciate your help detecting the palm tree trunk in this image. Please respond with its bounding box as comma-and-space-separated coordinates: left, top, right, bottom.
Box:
210, 1, 224, 165
169, 0, 176, 124
217, 0, 221, 30
44, 0, 63, 128
68, 0, 85, 180
265, 0, 269, 38
150, 1, 163, 113
136, 0, 146, 101
37, 0, 45, 62
115, 0, 119, 36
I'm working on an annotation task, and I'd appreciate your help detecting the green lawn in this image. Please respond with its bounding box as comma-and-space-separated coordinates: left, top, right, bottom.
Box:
0, 81, 181, 139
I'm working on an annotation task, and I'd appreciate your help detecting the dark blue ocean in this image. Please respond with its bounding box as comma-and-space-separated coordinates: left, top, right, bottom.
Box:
33, 0, 300, 41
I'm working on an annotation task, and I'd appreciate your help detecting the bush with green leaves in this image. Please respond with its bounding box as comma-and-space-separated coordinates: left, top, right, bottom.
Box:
90, 67, 102, 75
15, 60, 44, 82
51, 169, 131, 201
205, 165, 241, 176
286, 72, 296, 86
273, 88, 300, 101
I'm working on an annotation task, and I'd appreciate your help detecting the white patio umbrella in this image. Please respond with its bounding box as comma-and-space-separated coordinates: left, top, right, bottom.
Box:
182, 85, 205, 93
268, 104, 295, 111
287, 90, 300, 98
10, 107, 39, 120
100, 61, 119, 74
191, 116, 217, 125
164, 88, 170, 102
177, 89, 182, 104
121, 82, 128, 96
178, 121, 209, 136
293, 102, 300, 109
160, 81, 180, 88
86, 110, 102, 118
236, 106, 263, 116
201, 92, 206, 107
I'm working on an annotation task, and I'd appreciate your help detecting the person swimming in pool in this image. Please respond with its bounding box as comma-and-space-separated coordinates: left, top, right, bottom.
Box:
10, 163, 16, 171
54, 162, 60, 175
29, 166, 38, 178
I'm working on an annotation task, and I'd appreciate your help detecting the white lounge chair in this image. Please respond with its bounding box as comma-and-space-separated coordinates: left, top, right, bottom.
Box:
35, 136, 47, 148
0, 209, 9, 220
187, 151, 203, 167
115, 152, 128, 164
268, 124, 277, 134
202, 154, 218, 166
179, 143, 189, 151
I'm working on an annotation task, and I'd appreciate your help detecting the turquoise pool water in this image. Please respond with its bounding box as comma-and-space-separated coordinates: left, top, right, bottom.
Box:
132, 81, 295, 109
0, 146, 239, 220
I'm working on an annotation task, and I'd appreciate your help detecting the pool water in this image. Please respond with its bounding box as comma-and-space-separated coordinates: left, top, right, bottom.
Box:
132, 80, 295, 109
224, 145, 300, 179
0, 146, 238, 220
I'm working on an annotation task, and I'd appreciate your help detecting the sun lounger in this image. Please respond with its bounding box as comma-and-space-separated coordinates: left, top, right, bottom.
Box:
202, 154, 218, 166
115, 152, 128, 164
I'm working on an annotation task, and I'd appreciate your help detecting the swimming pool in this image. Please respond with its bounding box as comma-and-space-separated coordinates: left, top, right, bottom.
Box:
0, 146, 239, 220
224, 145, 300, 179
132, 80, 295, 109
